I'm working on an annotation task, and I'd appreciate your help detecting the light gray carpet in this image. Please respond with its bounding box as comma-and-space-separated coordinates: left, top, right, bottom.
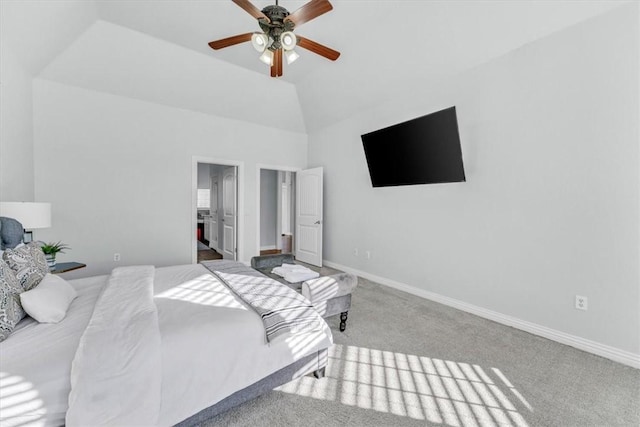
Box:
203, 276, 640, 427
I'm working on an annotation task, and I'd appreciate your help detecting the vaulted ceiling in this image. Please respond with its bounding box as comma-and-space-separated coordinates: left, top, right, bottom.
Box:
0, 0, 626, 133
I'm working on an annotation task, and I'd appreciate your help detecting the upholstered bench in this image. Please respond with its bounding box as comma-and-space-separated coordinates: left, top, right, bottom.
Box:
251, 254, 356, 332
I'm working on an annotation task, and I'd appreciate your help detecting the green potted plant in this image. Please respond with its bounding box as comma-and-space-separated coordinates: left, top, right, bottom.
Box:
40, 241, 70, 268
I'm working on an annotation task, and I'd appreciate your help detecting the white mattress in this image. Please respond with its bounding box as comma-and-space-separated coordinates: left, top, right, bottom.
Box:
0, 264, 333, 426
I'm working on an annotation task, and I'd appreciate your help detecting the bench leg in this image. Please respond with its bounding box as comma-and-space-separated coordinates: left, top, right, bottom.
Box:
313, 367, 326, 379
339, 311, 348, 332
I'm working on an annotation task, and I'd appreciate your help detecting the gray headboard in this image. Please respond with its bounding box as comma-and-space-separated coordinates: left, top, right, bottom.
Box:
0, 217, 24, 250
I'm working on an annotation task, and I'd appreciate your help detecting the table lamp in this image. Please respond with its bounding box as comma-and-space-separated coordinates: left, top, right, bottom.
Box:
0, 202, 52, 242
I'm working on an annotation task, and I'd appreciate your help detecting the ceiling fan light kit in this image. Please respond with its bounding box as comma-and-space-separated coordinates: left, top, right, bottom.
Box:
280, 31, 297, 50
260, 49, 275, 65
285, 49, 300, 64
251, 32, 269, 52
209, 0, 340, 78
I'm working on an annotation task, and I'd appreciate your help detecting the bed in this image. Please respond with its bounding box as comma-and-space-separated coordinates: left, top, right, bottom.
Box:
0, 262, 333, 426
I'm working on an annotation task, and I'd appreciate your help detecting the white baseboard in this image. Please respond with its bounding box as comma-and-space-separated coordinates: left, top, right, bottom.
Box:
324, 260, 640, 369
260, 245, 277, 251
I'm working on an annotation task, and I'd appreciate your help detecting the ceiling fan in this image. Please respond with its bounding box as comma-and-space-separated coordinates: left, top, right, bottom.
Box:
208, 0, 340, 78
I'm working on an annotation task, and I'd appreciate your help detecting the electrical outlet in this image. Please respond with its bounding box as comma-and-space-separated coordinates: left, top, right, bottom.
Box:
575, 295, 588, 311
365, 250, 371, 259
113, 253, 121, 262
353, 248, 358, 256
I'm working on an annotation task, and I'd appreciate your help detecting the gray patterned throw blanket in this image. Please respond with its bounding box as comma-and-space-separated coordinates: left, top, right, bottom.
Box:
200, 260, 324, 342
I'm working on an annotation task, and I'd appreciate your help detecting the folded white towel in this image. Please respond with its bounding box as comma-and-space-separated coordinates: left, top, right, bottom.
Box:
271, 263, 309, 277
283, 270, 320, 284
270, 263, 319, 283
281, 263, 308, 271
271, 267, 286, 277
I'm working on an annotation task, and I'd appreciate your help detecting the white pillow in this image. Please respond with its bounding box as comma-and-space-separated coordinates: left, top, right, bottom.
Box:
20, 274, 78, 323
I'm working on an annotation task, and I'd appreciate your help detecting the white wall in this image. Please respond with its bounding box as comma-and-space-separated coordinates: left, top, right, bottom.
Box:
0, 0, 97, 202
308, 4, 639, 355
197, 163, 210, 189
260, 169, 278, 249
39, 20, 306, 134
0, 44, 34, 201
33, 79, 307, 277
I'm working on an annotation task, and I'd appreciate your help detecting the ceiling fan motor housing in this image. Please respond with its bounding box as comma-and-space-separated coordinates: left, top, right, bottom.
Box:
259, 5, 295, 50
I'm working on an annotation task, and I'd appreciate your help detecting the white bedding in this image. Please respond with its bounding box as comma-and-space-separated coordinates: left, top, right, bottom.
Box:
67, 266, 162, 426
0, 264, 333, 427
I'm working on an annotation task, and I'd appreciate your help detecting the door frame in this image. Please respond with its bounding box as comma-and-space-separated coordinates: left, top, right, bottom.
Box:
256, 163, 301, 258
192, 156, 244, 264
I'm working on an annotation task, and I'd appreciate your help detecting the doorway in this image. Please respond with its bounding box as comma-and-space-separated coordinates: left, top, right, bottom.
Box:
192, 157, 242, 264
259, 169, 295, 256
257, 166, 324, 267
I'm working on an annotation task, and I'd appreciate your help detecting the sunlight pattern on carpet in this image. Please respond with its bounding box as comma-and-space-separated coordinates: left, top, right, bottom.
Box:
277, 344, 532, 427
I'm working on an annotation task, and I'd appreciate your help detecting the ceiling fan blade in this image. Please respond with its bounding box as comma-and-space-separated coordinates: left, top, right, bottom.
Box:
231, 0, 270, 22
271, 49, 283, 77
208, 32, 253, 50
284, 0, 333, 27
297, 36, 340, 61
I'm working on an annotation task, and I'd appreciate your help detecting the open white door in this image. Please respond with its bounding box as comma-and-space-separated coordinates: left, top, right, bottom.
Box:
295, 167, 323, 267
209, 175, 219, 250
221, 166, 237, 260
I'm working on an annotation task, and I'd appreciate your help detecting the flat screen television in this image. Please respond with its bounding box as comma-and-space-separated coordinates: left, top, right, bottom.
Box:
361, 106, 465, 187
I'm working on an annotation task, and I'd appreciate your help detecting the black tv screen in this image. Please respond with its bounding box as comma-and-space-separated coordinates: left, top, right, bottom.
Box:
361, 106, 465, 187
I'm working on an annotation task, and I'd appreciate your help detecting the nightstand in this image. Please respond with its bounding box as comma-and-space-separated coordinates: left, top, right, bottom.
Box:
50, 262, 86, 274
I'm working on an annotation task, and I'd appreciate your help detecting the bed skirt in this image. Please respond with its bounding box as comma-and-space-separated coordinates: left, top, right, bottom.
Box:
175, 348, 329, 426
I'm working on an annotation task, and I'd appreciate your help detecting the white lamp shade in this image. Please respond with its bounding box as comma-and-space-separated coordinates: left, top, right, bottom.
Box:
259, 49, 274, 66
281, 31, 297, 51
285, 49, 300, 64
0, 202, 52, 229
251, 33, 269, 52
